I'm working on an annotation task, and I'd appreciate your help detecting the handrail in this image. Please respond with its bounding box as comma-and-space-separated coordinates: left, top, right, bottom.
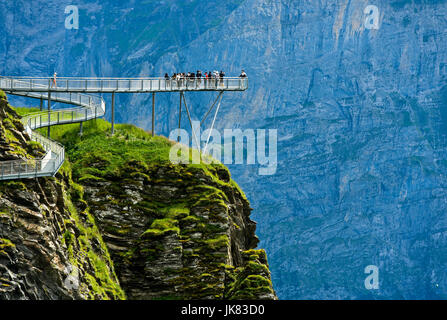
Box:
0, 76, 245, 80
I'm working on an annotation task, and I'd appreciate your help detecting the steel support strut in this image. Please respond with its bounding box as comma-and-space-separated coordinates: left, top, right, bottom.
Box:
176, 91, 225, 154
152, 92, 155, 136
181, 92, 200, 151
203, 91, 224, 154
178, 92, 182, 142
111, 92, 115, 135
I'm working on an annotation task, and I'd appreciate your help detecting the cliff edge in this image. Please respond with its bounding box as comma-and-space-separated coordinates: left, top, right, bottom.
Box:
0, 91, 276, 300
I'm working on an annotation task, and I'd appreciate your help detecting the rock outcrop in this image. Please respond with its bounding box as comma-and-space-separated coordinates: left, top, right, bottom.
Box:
0, 91, 276, 300
81, 163, 274, 299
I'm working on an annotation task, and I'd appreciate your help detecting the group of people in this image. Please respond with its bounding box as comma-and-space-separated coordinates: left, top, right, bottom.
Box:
163, 69, 247, 88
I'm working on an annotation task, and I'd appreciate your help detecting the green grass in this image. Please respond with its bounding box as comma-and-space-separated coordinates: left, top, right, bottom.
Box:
51, 119, 176, 180
13, 106, 40, 117
6, 110, 175, 179
11, 105, 248, 203
16, 107, 87, 123
0, 238, 15, 257
27, 115, 232, 183
1, 103, 42, 159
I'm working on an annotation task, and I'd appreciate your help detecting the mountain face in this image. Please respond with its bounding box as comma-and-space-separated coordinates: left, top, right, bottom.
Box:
2, 0, 447, 299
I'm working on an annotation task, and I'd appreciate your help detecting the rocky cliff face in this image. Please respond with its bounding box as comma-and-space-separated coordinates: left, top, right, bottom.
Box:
0, 91, 276, 299
81, 162, 273, 300
2, 0, 447, 299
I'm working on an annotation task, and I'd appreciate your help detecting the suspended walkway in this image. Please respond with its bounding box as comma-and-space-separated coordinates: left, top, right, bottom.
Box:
0, 76, 248, 180
0, 76, 247, 93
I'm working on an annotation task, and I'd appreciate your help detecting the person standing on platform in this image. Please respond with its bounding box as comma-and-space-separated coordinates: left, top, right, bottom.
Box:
196, 70, 202, 88
208, 71, 212, 88
239, 69, 247, 88
165, 73, 170, 88
51, 72, 57, 88
213, 70, 219, 88
219, 70, 225, 87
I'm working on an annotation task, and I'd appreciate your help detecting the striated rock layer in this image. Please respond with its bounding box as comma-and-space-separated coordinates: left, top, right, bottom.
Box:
81, 163, 274, 299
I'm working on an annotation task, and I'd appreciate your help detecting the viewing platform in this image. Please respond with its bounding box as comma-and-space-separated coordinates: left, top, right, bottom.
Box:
0, 76, 248, 93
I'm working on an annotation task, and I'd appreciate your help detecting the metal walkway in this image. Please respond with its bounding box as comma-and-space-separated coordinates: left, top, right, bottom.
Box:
0, 76, 247, 93
0, 76, 248, 180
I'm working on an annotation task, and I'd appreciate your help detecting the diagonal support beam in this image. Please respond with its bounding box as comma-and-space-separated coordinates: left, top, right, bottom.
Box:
200, 91, 223, 126
203, 91, 224, 154
181, 92, 200, 151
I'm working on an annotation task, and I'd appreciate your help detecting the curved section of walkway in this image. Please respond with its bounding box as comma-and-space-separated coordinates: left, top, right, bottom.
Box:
0, 78, 105, 180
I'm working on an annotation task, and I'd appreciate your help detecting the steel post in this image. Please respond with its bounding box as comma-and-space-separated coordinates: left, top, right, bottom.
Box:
152, 92, 155, 136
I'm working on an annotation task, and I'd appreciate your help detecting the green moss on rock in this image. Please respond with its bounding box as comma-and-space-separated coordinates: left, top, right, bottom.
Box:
143, 218, 180, 237
225, 249, 276, 300
58, 167, 126, 300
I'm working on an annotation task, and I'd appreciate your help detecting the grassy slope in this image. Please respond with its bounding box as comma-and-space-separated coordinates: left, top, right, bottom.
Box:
31, 111, 248, 198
